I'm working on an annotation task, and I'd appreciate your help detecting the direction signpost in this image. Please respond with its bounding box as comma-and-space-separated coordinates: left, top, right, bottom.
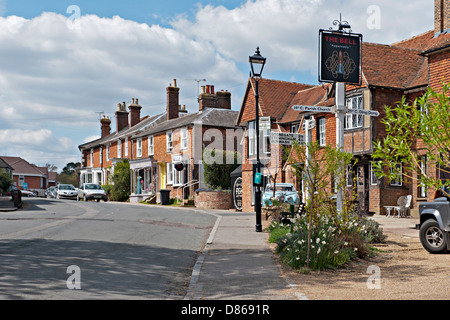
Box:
270, 132, 305, 146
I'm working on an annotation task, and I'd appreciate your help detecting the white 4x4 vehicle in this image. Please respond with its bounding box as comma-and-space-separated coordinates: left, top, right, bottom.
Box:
419, 196, 450, 253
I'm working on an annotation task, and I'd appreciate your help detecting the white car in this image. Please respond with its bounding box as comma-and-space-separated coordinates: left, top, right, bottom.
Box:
77, 183, 108, 202
56, 184, 77, 199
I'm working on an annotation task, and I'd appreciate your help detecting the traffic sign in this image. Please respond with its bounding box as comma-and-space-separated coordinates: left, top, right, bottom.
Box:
292, 105, 333, 113
270, 132, 305, 145
345, 109, 379, 117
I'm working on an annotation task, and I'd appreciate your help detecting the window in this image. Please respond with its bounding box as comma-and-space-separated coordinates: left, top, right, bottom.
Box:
173, 163, 184, 186
90, 149, 94, 167
390, 163, 402, 186
100, 146, 103, 164
290, 123, 300, 133
419, 156, 427, 197
345, 95, 363, 130
318, 117, 326, 146
106, 144, 110, 161
167, 163, 173, 184
346, 165, 353, 187
248, 121, 256, 157
370, 163, 378, 186
125, 137, 129, 156
136, 138, 142, 158
118, 140, 122, 158
167, 132, 173, 153
148, 136, 154, 156
263, 127, 271, 156
181, 127, 188, 150
19, 175, 24, 187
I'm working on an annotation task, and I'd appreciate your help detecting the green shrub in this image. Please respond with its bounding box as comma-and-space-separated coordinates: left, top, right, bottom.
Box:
268, 212, 381, 271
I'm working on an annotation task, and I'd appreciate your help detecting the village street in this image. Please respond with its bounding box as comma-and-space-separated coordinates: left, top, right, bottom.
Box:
0, 198, 217, 299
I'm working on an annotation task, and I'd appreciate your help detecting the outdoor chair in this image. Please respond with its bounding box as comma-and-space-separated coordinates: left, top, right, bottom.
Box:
393, 195, 412, 218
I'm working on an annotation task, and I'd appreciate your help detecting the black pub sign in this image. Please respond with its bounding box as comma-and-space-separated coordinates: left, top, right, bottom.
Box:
319, 29, 362, 84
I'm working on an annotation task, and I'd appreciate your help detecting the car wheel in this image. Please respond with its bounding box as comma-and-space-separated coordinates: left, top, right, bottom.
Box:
419, 219, 448, 254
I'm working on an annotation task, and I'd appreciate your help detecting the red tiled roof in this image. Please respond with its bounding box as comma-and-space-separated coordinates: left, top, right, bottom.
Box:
280, 84, 334, 123
252, 78, 314, 120
392, 29, 450, 54
0, 156, 47, 176
361, 42, 428, 89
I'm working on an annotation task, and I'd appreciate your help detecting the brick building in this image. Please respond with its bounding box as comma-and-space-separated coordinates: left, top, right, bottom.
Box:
0, 156, 50, 196
78, 80, 239, 203
237, 0, 450, 214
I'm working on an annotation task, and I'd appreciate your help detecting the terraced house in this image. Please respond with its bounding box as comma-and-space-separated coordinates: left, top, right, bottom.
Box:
78, 80, 239, 203
237, 0, 450, 215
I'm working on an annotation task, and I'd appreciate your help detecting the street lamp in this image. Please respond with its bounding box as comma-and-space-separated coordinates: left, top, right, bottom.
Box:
249, 47, 266, 233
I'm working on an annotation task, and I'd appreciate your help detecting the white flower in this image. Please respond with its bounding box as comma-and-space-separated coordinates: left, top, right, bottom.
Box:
322, 241, 326, 245
316, 238, 320, 244
334, 250, 339, 254
317, 248, 321, 254
344, 242, 348, 246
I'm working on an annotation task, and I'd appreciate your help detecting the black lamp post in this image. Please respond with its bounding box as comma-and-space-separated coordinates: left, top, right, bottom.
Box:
249, 47, 266, 233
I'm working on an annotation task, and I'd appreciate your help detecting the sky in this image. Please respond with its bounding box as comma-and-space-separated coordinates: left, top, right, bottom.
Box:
0, 0, 435, 172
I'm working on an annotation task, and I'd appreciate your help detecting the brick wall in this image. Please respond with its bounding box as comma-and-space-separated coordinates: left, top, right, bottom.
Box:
194, 190, 232, 210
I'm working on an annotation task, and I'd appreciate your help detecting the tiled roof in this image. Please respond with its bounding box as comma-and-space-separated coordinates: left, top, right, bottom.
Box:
133, 108, 239, 138
0, 156, 47, 176
361, 42, 428, 89
392, 29, 450, 54
280, 84, 334, 124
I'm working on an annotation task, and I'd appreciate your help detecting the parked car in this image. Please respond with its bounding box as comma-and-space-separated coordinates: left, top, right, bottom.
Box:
21, 190, 36, 197
419, 196, 449, 253
262, 183, 299, 206
56, 184, 77, 199
45, 186, 56, 198
77, 183, 107, 202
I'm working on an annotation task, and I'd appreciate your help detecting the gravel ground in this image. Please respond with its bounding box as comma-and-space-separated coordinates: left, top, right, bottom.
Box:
265, 215, 450, 300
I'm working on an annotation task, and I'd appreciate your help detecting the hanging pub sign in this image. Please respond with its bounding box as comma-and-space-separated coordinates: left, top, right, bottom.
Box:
319, 29, 362, 84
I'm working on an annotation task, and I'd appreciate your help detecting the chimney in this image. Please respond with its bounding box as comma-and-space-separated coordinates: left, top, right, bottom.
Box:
116, 102, 129, 132
100, 116, 111, 138
129, 98, 142, 127
167, 79, 180, 120
199, 84, 231, 111
435, 0, 450, 36
216, 90, 231, 110
179, 104, 188, 114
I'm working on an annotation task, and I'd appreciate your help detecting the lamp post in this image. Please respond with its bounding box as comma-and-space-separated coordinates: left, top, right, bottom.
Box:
249, 47, 266, 233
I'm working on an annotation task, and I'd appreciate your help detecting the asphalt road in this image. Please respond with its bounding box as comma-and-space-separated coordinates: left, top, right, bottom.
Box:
0, 198, 217, 299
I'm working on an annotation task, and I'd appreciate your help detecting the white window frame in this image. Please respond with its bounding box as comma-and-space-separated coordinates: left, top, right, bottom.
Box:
181, 127, 188, 150
167, 131, 173, 153
148, 136, 154, 156
345, 95, 363, 130
318, 117, 326, 146
290, 123, 300, 133
419, 156, 427, 197
90, 149, 94, 167
167, 163, 174, 184
100, 146, 103, 165
106, 144, 110, 161
173, 164, 184, 187
19, 175, 24, 187
346, 165, 353, 187
118, 140, 122, 158
248, 121, 256, 158
125, 137, 129, 157
390, 163, 403, 186
136, 138, 142, 158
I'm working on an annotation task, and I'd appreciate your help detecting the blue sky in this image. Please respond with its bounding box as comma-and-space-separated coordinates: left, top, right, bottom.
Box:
0, 0, 435, 172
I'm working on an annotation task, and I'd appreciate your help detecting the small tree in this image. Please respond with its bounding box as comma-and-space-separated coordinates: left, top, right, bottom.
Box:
0, 170, 12, 193
203, 149, 240, 190
288, 140, 355, 268
372, 82, 450, 196
110, 160, 130, 201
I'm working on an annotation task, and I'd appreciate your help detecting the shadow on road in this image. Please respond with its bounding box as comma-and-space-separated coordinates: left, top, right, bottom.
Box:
0, 238, 197, 299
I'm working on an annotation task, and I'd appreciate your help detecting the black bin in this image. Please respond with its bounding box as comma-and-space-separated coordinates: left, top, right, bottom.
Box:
160, 189, 170, 205
12, 190, 22, 207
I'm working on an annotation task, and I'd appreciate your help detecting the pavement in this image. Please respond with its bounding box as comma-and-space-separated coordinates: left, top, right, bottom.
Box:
0, 196, 421, 300
0, 196, 18, 212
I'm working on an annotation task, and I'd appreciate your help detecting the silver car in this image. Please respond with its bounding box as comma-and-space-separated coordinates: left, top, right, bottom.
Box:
56, 184, 77, 199
77, 183, 108, 202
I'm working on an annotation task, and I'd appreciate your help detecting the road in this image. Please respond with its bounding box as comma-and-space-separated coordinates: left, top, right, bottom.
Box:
0, 198, 217, 299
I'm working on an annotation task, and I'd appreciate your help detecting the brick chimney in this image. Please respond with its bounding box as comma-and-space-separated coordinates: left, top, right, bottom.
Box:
199, 85, 231, 111
129, 98, 142, 127
116, 102, 129, 133
435, 0, 450, 36
100, 116, 111, 138
167, 79, 180, 121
